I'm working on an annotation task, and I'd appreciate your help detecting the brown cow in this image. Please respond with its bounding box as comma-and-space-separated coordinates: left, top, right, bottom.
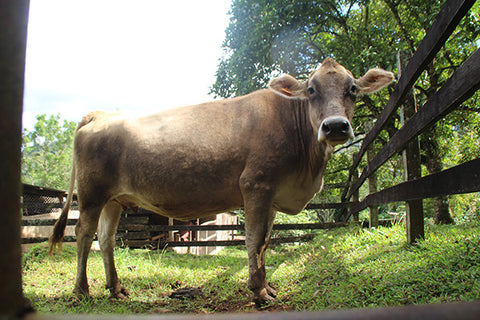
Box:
49, 58, 394, 305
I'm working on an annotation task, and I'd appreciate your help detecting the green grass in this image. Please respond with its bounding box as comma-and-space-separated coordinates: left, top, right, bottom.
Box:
23, 222, 480, 314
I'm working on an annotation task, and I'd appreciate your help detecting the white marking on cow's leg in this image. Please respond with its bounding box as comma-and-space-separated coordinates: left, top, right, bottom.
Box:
242, 183, 277, 305
98, 201, 129, 299
74, 205, 103, 298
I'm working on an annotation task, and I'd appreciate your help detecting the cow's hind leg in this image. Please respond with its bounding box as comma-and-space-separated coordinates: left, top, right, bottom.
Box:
242, 183, 277, 305
98, 201, 129, 299
74, 205, 103, 298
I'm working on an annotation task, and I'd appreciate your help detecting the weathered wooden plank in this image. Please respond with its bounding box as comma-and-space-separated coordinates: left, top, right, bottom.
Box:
22, 218, 78, 226
272, 222, 349, 230
349, 158, 480, 215
307, 202, 351, 210
116, 231, 151, 240
144, 224, 243, 232
123, 234, 319, 248
124, 239, 246, 248
118, 216, 149, 225
22, 222, 350, 244
22, 184, 67, 198
119, 222, 348, 233
348, 48, 480, 200
21, 217, 350, 233
21, 235, 78, 244
342, 0, 476, 201
21, 221, 350, 246
117, 224, 147, 232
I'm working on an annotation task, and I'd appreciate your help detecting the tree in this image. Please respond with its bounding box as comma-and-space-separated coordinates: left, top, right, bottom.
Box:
212, 0, 480, 223
22, 114, 76, 190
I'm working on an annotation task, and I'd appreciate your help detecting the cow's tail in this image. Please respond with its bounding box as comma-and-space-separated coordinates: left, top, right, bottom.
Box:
48, 111, 105, 254
48, 160, 76, 254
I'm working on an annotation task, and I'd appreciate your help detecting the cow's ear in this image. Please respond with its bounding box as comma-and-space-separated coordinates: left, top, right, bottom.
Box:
355, 68, 395, 94
269, 74, 307, 99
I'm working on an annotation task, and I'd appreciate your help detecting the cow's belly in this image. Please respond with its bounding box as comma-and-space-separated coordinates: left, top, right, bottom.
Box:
115, 193, 242, 220
114, 173, 244, 220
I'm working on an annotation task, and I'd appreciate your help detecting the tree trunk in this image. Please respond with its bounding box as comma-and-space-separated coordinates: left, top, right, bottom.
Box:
422, 124, 454, 224
433, 196, 454, 224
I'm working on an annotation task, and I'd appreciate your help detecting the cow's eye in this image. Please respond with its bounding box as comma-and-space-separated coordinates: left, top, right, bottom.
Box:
350, 85, 357, 95
307, 87, 315, 95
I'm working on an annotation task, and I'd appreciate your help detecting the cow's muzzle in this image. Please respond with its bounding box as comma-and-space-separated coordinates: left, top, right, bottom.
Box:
318, 116, 354, 146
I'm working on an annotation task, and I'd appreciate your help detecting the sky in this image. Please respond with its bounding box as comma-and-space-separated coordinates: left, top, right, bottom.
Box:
23, 0, 232, 130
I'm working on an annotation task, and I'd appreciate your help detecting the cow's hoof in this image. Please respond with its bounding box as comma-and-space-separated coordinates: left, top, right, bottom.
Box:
253, 288, 276, 306
73, 286, 90, 299
110, 286, 130, 300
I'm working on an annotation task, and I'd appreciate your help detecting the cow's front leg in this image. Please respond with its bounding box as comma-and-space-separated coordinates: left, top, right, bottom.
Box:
243, 188, 277, 305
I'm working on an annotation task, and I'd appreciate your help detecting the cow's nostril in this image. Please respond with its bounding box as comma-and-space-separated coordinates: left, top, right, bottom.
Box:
339, 120, 349, 133
322, 123, 331, 134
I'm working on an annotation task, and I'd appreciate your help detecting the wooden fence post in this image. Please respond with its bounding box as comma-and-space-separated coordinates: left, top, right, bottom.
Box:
0, 0, 31, 316
365, 121, 379, 228
397, 51, 424, 243
352, 153, 359, 222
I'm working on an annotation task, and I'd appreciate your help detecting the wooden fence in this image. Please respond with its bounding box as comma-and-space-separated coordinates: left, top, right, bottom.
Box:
21, 216, 348, 247
20, 184, 350, 249
332, 0, 480, 243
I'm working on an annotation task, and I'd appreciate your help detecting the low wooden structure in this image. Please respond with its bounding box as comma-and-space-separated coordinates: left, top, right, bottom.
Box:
21, 183, 352, 252
116, 209, 238, 255
21, 184, 239, 255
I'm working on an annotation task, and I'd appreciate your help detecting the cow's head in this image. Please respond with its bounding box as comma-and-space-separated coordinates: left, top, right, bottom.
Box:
269, 58, 395, 146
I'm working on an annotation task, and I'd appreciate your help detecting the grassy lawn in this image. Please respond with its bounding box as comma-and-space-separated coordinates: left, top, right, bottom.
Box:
22, 221, 480, 314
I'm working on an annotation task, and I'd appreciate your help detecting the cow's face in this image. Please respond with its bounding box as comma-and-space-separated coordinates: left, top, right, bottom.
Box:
269, 58, 395, 146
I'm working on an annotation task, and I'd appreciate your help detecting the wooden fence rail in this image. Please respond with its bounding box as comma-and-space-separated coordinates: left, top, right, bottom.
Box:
350, 158, 480, 215
334, 0, 480, 244
21, 220, 349, 246
21, 179, 353, 249
346, 47, 480, 202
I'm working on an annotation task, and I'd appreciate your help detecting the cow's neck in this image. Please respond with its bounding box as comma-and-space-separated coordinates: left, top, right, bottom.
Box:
289, 99, 332, 179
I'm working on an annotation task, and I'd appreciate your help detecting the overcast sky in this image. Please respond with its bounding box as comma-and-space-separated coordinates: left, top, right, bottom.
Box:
23, 0, 231, 130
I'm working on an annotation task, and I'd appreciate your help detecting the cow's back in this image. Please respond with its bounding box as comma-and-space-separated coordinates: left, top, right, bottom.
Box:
73, 90, 306, 219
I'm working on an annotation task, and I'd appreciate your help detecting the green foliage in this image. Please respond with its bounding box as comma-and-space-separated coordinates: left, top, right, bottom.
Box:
23, 222, 480, 313
22, 114, 76, 190
447, 193, 480, 224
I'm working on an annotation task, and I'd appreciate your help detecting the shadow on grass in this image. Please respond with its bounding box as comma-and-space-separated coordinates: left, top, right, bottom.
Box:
284, 224, 480, 310
25, 243, 263, 313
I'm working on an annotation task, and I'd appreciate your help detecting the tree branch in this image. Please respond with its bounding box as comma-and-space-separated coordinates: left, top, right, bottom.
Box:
382, 0, 415, 52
